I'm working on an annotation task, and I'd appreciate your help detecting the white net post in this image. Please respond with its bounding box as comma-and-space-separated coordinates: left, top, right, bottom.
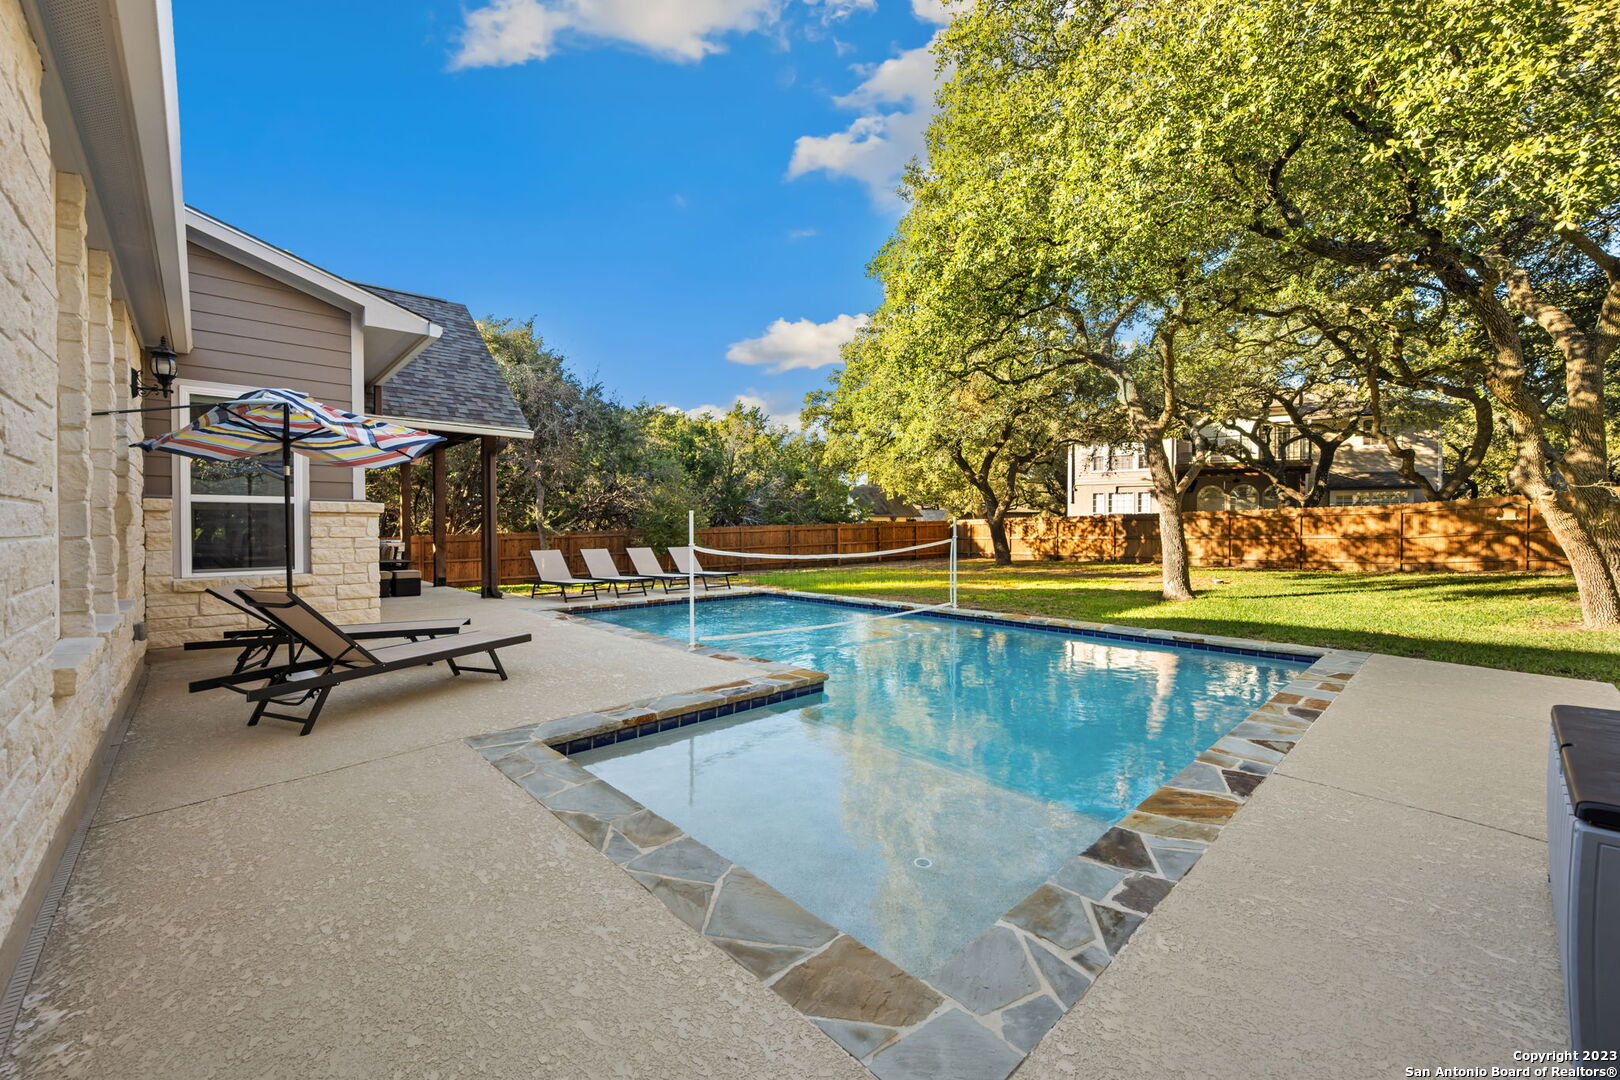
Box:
687, 510, 697, 647
949, 519, 958, 609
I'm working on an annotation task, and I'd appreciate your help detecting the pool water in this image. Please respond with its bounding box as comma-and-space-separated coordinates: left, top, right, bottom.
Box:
574, 595, 1305, 977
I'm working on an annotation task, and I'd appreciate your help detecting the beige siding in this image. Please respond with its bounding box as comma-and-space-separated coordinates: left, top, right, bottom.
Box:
143, 243, 355, 500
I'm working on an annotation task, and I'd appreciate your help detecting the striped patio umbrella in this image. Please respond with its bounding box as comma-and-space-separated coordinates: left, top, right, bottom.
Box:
137, 388, 445, 592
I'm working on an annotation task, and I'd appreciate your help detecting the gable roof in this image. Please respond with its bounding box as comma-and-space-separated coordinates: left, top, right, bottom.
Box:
359, 285, 532, 440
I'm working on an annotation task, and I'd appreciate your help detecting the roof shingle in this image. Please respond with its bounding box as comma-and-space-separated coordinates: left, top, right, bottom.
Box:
359, 284, 530, 434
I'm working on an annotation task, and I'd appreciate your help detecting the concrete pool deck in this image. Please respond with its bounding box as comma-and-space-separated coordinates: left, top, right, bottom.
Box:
3, 586, 1614, 1078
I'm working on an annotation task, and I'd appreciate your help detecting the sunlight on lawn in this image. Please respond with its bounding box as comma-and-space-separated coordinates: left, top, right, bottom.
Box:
744, 560, 1619, 685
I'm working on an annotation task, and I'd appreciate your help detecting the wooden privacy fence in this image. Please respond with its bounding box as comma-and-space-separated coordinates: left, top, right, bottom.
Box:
955, 495, 1568, 573
406, 520, 955, 588
406, 496, 1567, 586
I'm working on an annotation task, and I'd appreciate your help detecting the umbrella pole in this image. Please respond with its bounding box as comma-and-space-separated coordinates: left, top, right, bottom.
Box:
282, 403, 294, 595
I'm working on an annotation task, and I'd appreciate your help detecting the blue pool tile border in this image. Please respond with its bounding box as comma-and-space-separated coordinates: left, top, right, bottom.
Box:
470, 587, 1372, 1080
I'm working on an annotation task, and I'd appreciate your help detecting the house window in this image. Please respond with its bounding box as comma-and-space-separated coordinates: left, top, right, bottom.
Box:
1330, 490, 1411, 507
1196, 485, 1227, 511
178, 385, 307, 576
1092, 492, 1107, 515
1136, 491, 1157, 513
1229, 483, 1260, 511
1109, 491, 1137, 514
1258, 486, 1282, 509
1089, 451, 1107, 472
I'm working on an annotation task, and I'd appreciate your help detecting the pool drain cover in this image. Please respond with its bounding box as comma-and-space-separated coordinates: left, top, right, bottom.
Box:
914, 857, 933, 869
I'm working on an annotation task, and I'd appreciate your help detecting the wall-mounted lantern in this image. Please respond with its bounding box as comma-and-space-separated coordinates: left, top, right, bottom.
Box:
131, 337, 178, 398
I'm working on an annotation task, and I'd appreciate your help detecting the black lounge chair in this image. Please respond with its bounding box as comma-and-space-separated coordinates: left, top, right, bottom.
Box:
184, 587, 469, 671
670, 547, 738, 590
189, 589, 531, 736
528, 549, 609, 602
580, 549, 655, 597
626, 547, 693, 592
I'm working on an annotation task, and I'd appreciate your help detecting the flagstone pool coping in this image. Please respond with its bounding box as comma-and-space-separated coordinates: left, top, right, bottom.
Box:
466, 589, 1367, 1080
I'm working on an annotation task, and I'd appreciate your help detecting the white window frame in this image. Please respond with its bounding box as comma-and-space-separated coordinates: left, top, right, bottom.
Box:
1092, 492, 1107, 515
175, 380, 309, 578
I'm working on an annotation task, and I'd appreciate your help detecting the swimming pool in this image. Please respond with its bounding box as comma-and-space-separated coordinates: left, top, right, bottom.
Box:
574, 595, 1307, 978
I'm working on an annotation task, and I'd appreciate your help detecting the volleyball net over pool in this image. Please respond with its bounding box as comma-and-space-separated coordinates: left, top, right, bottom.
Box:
682, 514, 959, 646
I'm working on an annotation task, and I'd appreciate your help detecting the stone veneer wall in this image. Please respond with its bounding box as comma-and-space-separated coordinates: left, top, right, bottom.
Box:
0, 0, 149, 970
141, 500, 383, 648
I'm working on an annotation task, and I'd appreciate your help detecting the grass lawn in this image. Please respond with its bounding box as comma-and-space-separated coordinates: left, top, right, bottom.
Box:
740, 559, 1620, 685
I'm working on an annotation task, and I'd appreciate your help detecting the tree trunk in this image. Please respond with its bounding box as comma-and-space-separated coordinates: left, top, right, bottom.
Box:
1426, 269, 1620, 625
1143, 438, 1194, 601
1473, 312, 1620, 626
984, 509, 1013, 565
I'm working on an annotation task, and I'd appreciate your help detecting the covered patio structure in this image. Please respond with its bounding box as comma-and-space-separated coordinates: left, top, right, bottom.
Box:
361, 285, 532, 599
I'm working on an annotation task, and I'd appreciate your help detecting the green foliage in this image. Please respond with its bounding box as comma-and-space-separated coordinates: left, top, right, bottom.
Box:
368, 319, 863, 540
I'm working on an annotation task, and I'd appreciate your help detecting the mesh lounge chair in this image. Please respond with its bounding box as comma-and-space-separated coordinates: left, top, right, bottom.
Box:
184, 587, 469, 672
580, 549, 655, 597
189, 589, 531, 736
669, 547, 738, 590
529, 549, 609, 602
626, 547, 692, 592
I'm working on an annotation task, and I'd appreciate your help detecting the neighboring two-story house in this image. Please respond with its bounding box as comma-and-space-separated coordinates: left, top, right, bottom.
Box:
1066, 420, 1444, 516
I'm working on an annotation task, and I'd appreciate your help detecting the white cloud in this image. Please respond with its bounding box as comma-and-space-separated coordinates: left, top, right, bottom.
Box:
786, 227, 818, 240
910, 0, 954, 24
803, 0, 876, 21
786, 37, 944, 207
452, 0, 781, 67
679, 393, 803, 430
725, 312, 869, 373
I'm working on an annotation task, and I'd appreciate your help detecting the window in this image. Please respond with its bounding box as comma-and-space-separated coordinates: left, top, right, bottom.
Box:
1229, 483, 1260, 511
1330, 489, 1411, 507
1092, 492, 1107, 515
1196, 485, 1228, 511
1089, 451, 1107, 472
1109, 491, 1137, 514
1258, 486, 1282, 509
178, 385, 308, 576
1136, 491, 1157, 513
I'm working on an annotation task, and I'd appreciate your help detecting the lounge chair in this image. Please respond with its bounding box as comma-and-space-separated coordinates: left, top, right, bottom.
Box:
626, 547, 693, 591
669, 547, 738, 590
580, 549, 655, 597
528, 549, 609, 602
189, 589, 531, 736
184, 587, 469, 672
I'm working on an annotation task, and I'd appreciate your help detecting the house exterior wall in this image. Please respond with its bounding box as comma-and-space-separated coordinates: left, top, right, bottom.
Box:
0, 0, 149, 976
137, 242, 385, 644
1067, 430, 1446, 515
142, 499, 381, 648
1332, 432, 1443, 489
143, 243, 355, 500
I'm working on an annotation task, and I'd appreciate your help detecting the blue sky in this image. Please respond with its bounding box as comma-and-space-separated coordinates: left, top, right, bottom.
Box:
172, 0, 952, 427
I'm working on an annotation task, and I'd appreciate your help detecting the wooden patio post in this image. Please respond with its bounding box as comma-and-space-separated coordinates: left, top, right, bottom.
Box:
479, 436, 501, 599
431, 444, 447, 587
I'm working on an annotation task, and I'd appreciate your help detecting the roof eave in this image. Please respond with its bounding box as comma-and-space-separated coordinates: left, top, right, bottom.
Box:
372, 414, 533, 441
26, 0, 192, 350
